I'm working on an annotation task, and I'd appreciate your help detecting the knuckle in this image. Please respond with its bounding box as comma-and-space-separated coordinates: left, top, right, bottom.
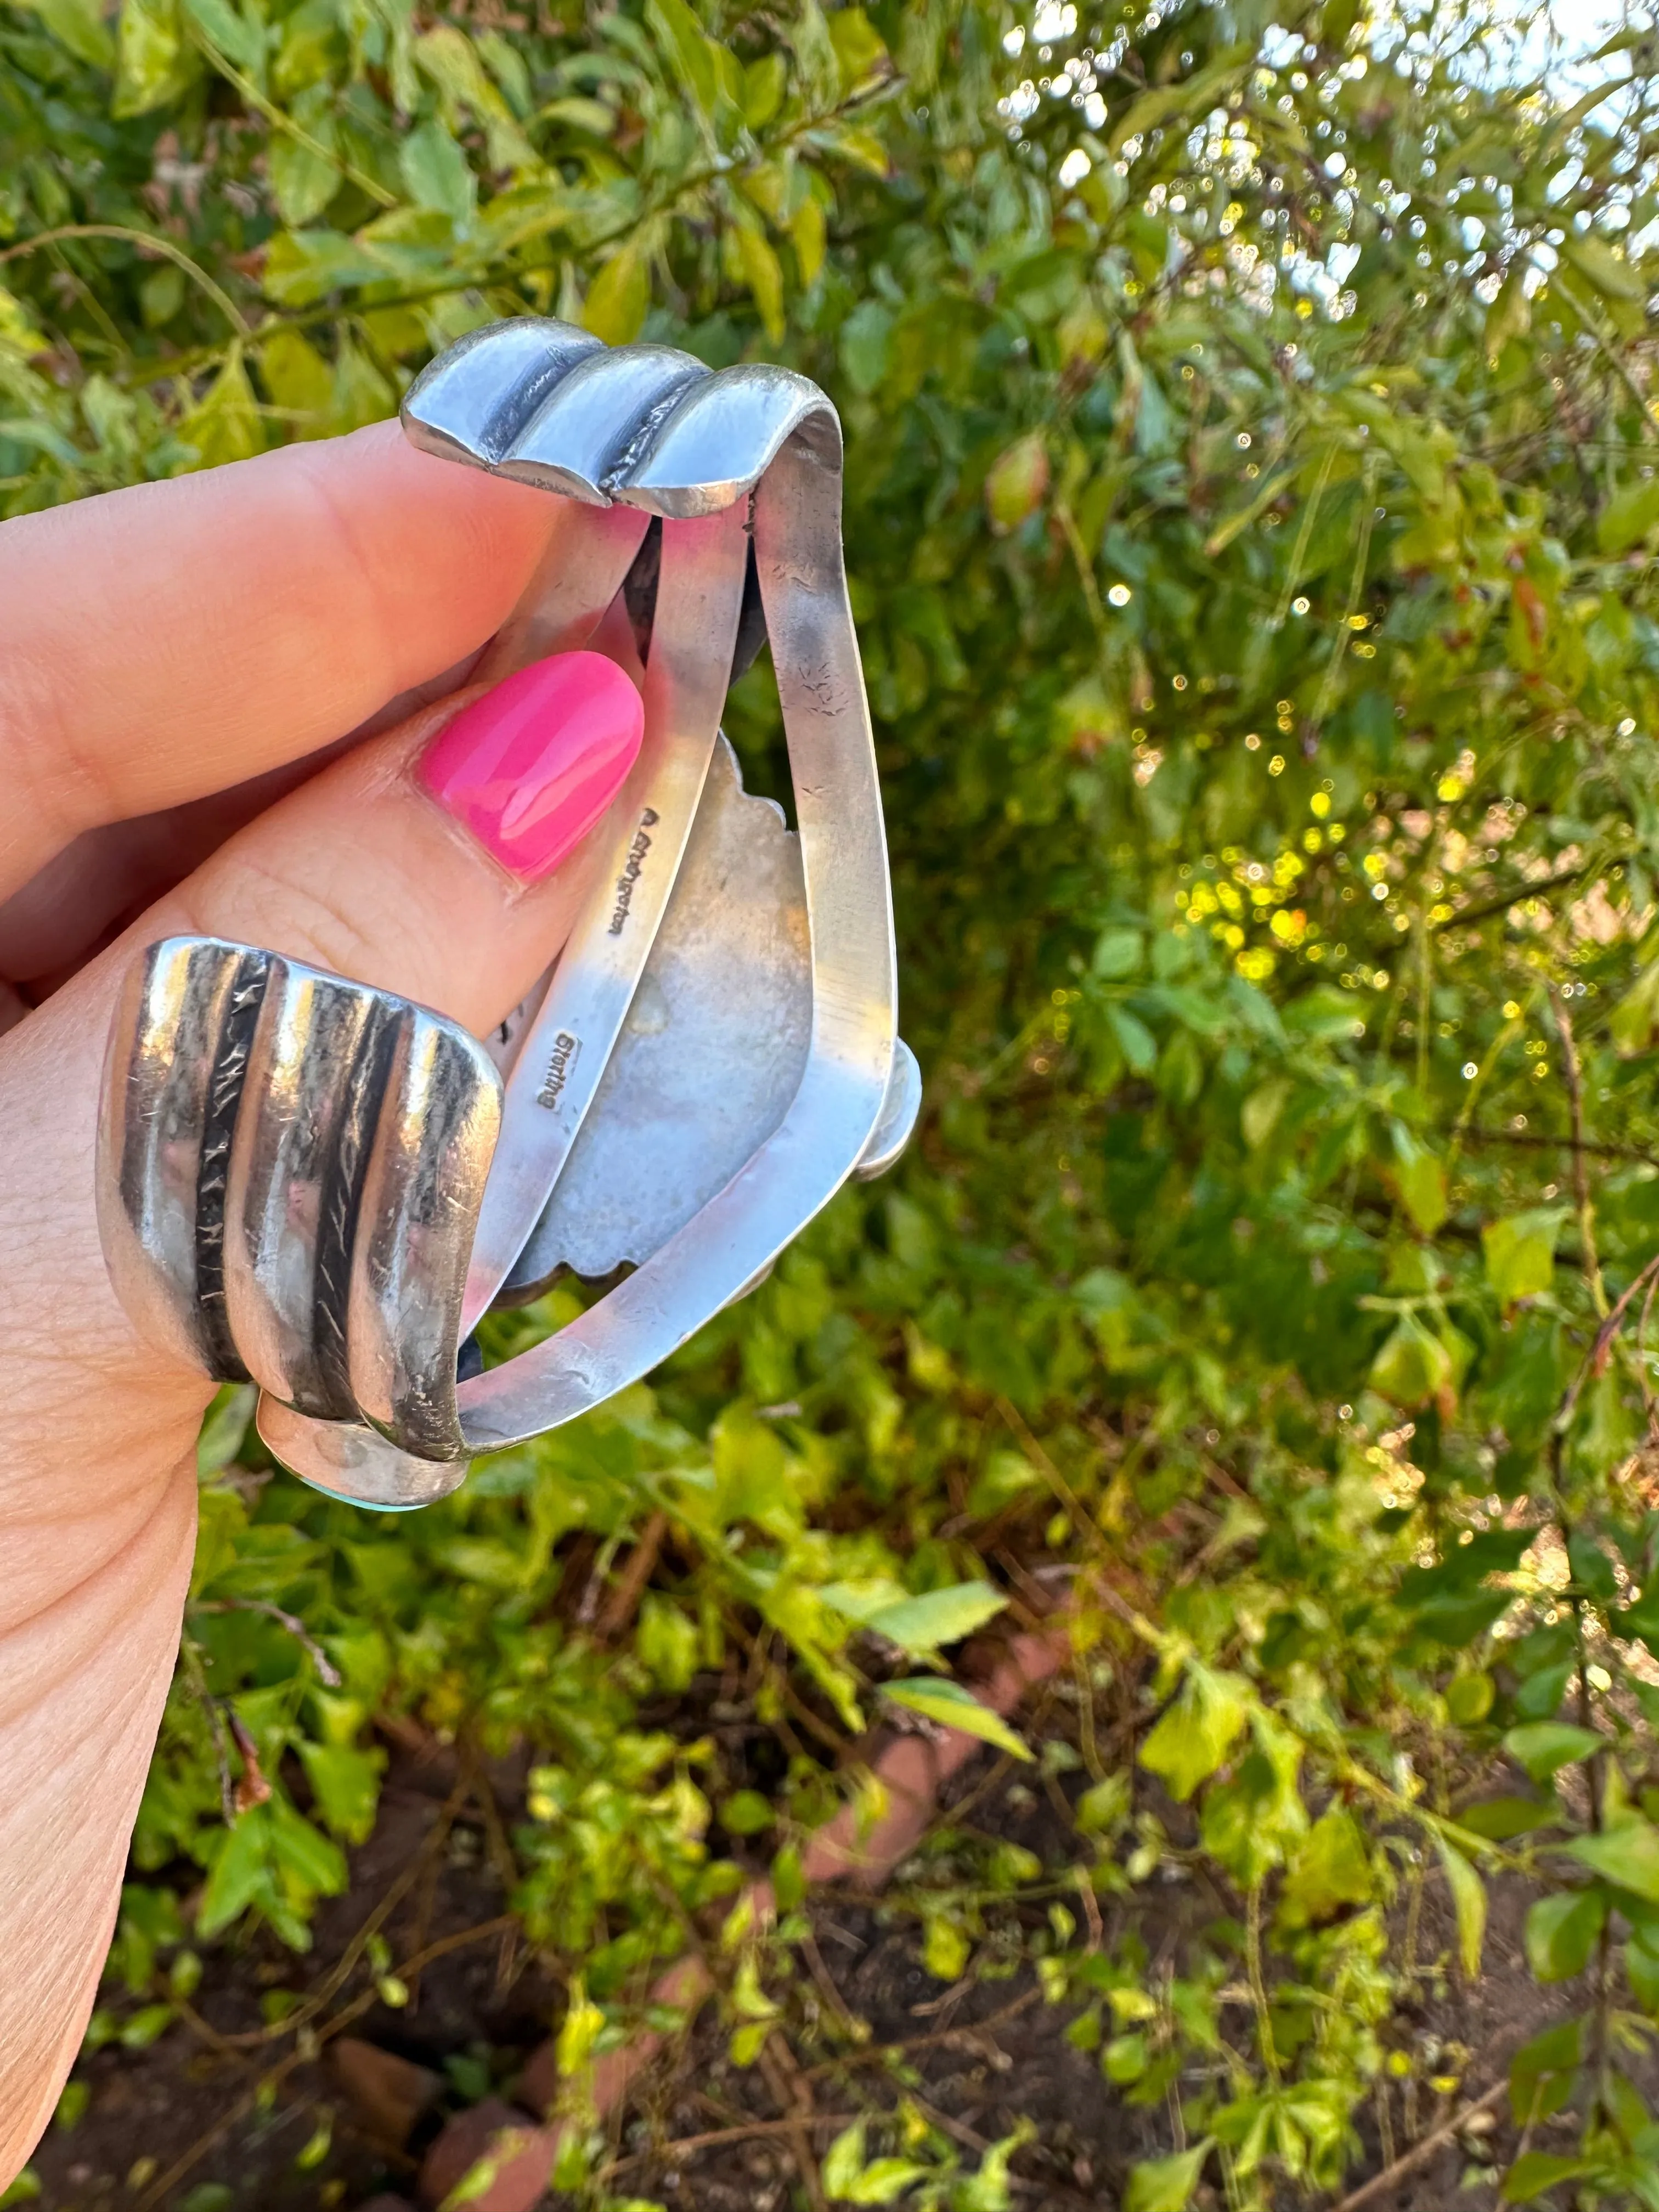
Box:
183, 845, 399, 990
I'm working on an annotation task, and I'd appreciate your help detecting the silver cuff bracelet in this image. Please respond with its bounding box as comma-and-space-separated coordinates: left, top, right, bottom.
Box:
96, 318, 917, 1510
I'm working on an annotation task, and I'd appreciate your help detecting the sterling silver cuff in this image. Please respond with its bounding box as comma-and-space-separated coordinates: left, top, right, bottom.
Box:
96, 318, 918, 1509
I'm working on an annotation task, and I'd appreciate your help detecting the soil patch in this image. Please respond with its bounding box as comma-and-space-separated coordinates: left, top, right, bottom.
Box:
22, 1703, 1609, 2212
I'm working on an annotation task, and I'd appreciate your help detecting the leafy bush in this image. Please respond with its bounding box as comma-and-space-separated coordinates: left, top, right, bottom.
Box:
14, 0, 1659, 2202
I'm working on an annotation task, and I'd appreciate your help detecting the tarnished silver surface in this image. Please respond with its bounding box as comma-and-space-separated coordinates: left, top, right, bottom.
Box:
97, 936, 272, 1378
461, 498, 750, 1327
224, 960, 386, 1417
346, 1007, 503, 1459
99, 317, 919, 1507
506, 734, 812, 1290
857, 1039, 924, 1183
98, 935, 500, 1485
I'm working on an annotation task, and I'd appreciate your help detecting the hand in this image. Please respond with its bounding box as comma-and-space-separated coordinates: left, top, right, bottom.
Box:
0, 424, 645, 2180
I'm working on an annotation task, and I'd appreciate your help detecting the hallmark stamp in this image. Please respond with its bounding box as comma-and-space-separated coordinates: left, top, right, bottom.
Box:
537, 1029, 581, 1109
608, 806, 661, 935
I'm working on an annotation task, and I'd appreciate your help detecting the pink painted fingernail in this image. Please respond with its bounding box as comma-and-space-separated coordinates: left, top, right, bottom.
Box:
419, 651, 645, 883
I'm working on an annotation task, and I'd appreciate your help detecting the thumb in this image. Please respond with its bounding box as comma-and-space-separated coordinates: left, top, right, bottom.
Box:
7, 646, 644, 1476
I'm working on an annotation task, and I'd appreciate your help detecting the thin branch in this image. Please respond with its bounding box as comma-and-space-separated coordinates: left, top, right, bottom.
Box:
1551, 986, 1608, 1318
0, 224, 251, 337
1430, 860, 1596, 933
210, 1769, 472, 2048
595, 2112, 864, 2183
189, 1598, 342, 1686
187, 27, 398, 210
1548, 270, 1659, 445
758, 2037, 831, 2212
799, 1989, 1042, 2081
597, 1509, 669, 1642
225, 1706, 272, 1815
179, 1637, 235, 1826
1328, 2077, 1508, 2212
139, 1912, 519, 2212
1310, 451, 1379, 735
1462, 1126, 1659, 1167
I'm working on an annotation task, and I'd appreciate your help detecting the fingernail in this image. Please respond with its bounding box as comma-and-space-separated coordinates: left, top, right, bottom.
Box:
419, 651, 645, 883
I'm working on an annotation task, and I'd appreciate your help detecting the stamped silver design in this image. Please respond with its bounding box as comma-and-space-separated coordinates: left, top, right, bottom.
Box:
97, 317, 921, 1508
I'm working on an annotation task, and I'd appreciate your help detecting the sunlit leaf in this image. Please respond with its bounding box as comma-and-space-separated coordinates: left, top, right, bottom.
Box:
882, 1678, 1032, 1762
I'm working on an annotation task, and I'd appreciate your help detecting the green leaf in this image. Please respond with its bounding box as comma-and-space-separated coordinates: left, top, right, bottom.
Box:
848, 2162, 932, 2205
1483, 261, 1532, 360
719, 1789, 774, 1836
19, 0, 114, 68
584, 241, 651, 346
177, 348, 262, 470
1566, 1819, 1659, 1901
922, 1911, 970, 1982
179, 0, 261, 72
1503, 1723, 1603, 1784
1125, 2143, 1210, 2212
1598, 476, 1659, 556
262, 228, 390, 307
1241, 1076, 1291, 1149
413, 24, 534, 168
196, 1807, 278, 1939
1108, 1002, 1158, 1075
195, 1384, 255, 1477
1482, 1209, 1565, 1305
1503, 2153, 1596, 2203
1393, 1132, 1447, 1235
1138, 1666, 1251, 1802
839, 301, 891, 394
258, 325, 334, 430
1566, 1530, 1618, 1600
790, 191, 827, 287
1523, 1886, 1606, 1981
1509, 2018, 1584, 2125
857, 1580, 1009, 1654
1629, 1929, 1659, 2013
985, 433, 1049, 535
1092, 927, 1144, 980
119, 2002, 176, 2050
827, 5, 887, 91
1108, 49, 1251, 154
743, 51, 786, 130
296, 1741, 385, 1846
1458, 1796, 1558, 1841
1434, 1834, 1486, 1979
1560, 230, 1646, 302
882, 1678, 1033, 1762
399, 116, 476, 228
1280, 1807, 1373, 1926
114, 0, 199, 115
823, 2124, 868, 2199
646, 0, 719, 119
790, 0, 840, 111
821, 2122, 930, 2205
270, 132, 339, 228
735, 222, 785, 345
1610, 957, 1659, 1056
1369, 1314, 1454, 1412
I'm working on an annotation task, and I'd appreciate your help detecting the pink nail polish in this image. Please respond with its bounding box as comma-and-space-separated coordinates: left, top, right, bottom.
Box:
419, 651, 645, 883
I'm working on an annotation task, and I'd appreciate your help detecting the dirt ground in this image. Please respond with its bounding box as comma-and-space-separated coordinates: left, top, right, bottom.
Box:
24, 1706, 1599, 2212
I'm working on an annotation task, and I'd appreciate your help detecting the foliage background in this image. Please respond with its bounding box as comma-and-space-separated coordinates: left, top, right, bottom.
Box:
11, 0, 1659, 2203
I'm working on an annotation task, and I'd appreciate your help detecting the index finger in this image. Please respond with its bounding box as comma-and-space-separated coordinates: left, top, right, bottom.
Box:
0, 420, 557, 902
